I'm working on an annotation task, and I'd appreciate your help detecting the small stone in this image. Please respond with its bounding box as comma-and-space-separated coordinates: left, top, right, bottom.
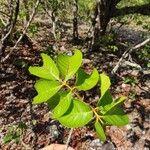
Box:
83, 59, 91, 64
90, 139, 102, 147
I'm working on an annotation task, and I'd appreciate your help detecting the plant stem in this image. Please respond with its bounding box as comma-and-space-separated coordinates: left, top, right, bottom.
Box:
65, 128, 73, 150
65, 82, 102, 122
64, 83, 83, 100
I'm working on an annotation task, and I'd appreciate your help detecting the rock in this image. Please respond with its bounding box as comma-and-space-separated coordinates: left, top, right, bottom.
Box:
41, 144, 74, 150
89, 139, 102, 148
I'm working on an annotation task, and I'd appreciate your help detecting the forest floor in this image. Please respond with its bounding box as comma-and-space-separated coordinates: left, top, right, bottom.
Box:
0, 21, 150, 150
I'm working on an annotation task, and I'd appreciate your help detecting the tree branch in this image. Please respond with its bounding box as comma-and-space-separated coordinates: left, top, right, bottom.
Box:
0, 0, 19, 55
113, 4, 150, 17
111, 38, 150, 74
1, 0, 40, 62
0, 10, 10, 17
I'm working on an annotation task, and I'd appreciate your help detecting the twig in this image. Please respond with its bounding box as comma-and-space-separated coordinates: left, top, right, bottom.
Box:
0, 10, 10, 17
65, 128, 73, 150
1, 0, 40, 63
1, 0, 19, 42
43, 1, 52, 19
0, 17, 7, 26
21, 130, 32, 150
111, 38, 150, 74
0, 0, 19, 55
123, 61, 142, 70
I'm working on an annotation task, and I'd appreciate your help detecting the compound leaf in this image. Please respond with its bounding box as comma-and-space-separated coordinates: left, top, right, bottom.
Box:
29, 53, 59, 80
94, 121, 106, 141
75, 68, 99, 91
57, 99, 93, 128
33, 79, 62, 104
56, 50, 82, 81
53, 92, 72, 118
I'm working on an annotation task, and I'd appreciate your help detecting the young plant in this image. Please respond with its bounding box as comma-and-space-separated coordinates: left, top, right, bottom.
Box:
3, 122, 27, 144
28, 50, 129, 141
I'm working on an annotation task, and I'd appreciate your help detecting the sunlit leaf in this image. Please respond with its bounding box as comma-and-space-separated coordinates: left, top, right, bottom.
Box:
94, 121, 106, 141
75, 68, 99, 91
102, 97, 129, 126
103, 110, 129, 126
57, 99, 93, 128
33, 79, 62, 104
98, 74, 113, 106
29, 53, 59, 80
56, 50, 82, 81
101, 96, 126, 114
53, 92, 72, 118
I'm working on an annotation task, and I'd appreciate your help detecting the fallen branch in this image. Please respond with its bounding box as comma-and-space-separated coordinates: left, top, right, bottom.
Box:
65, 128, 74, 150
1, 0, 40, 63
0, 10, 10, 17
123, 61, 142, 70
111, 38, 150, 74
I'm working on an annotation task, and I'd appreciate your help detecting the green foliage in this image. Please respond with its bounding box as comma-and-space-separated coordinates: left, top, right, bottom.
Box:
57, 99, 93, 128
94, 121, 106, 141
56, 50, 82, 81
116, 0, 150, 31
29, 53, 59, 80
28, 23, 39, 37
53, 92, 72, 118
123, 76, 138, 86
102, 97, 129, 126
117, 0, 150, 8
78, 0, 95, 21
3, 122, 27, 144
3, 132, 19, 144
29, 50, 129, 141
75, 68, 99, 91
98, 73, 113, 106
136, 44, 150, 67
33, 79, 62, 104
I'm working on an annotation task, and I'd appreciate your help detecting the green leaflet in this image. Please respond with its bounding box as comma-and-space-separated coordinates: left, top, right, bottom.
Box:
75, 68, 99, 91
103, 109, 129, 126
33, 79, 62, 104
94, 121, 106, 141
102, 96, 126, 114
98, 73, 113, 106
57, 99, 93, 128
102, 97, 129, 126
56, 50, 82, 81
53, 92, 72, 118
29, 53, 59, 80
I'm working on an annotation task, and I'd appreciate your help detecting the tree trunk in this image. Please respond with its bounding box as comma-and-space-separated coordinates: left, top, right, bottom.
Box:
96, 0, 117, 35
72, 0, 79, 40
0, 0, 19, 56
90, 0, 121, 51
